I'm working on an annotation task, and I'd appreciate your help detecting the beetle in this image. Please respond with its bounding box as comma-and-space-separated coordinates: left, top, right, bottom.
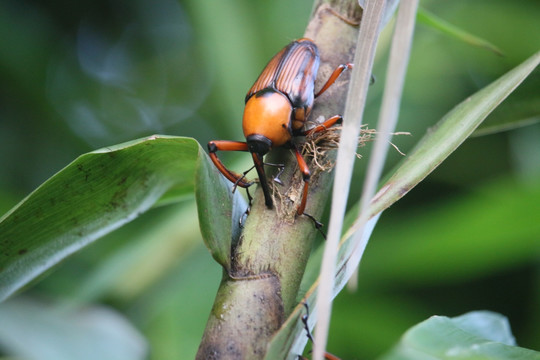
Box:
208, 38, 351, 218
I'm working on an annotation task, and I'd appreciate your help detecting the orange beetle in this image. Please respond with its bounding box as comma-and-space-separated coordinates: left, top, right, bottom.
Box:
208, 38, 351, 216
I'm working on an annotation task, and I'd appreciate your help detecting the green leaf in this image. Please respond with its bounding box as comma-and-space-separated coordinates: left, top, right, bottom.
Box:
0, 297, 147, 360
67, 201, 203, 304
473, 68, 540, 136
368, 50, 540, 218
0, 135, 227, 302
379, 311, 540, 360
417, 7, 504, 56
195, 150, 247, 270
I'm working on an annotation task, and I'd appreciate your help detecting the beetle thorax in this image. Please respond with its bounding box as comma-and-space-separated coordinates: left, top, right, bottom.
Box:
243, 90, 293, 150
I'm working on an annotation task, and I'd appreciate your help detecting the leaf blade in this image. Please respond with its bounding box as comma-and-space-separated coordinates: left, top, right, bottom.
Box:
379, 311, 540, 360
368, 50, 540, 218
417, 7, 504, 56
195, 150, 247, 270
0, 297, 147, 360
0, 135, 200, 301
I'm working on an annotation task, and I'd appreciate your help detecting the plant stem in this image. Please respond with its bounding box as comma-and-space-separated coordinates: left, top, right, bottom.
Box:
196, 1, 361, 358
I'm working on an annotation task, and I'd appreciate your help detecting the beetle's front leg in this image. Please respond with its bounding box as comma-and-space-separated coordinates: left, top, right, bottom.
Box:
208, 140, 256, 226
207, 140, 253, 188
262, 162, 286, 185
292, 145, 327, 238
301, 115, 343, 136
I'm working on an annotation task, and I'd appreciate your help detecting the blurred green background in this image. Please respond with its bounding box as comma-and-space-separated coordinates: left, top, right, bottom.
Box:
1, 0, 539, 359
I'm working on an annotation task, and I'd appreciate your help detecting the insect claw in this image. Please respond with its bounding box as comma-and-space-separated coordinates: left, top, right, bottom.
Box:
239, 206, 250, 228
264, 162, 286, 185
232, 167, 256, 193
245, 186, 253, 205
303, 213, 326, 239
273, 176, 284, 186
301, 303, 315, 343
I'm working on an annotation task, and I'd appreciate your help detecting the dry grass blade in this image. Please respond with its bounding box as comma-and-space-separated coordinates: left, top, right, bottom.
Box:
313, 1, 388, 359
347, 0, 419, 291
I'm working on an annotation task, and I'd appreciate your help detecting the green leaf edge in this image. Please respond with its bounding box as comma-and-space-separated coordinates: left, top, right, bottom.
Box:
417, 7, 504, 56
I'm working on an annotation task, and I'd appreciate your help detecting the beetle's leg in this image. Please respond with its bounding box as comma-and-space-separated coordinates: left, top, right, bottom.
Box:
208, 140, 256, 223
208, 140, 253, 188
292, 145, 311, 216
301, 115, 343, 136
232, 165, 256, 193
238, 186, 255, 228
264, 162, 286, 185
293, 145, 328, 237
296, 303, 313, 360
298, 302, 340, 360
245, 186, 253, 207
301, 303, 315, 343
315, 63, 353, 98
302, 213, 326, 239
